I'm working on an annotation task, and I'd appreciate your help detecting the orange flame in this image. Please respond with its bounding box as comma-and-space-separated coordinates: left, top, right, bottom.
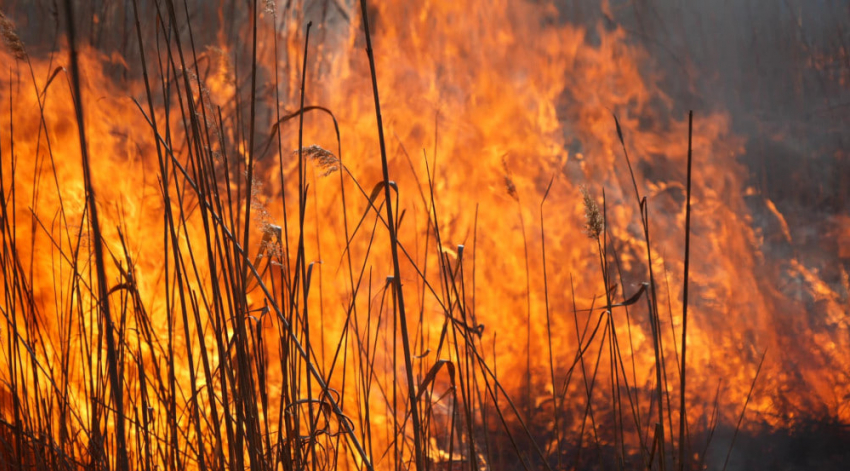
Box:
1, 1, 848, 469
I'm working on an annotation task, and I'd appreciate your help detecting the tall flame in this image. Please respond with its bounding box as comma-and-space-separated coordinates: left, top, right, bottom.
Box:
1, 0, 848, 469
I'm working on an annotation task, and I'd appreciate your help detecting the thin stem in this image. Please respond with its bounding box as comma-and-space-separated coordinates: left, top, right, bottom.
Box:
356, 2, 425, 470
679, 110, 694, 471
62, 2, 129, 470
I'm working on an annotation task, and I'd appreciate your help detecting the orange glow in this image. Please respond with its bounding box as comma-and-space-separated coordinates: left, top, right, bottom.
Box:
1, 1, 848, 469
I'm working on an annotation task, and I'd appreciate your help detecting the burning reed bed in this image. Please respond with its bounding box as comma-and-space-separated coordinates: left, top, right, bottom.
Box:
2, 1, 848, 470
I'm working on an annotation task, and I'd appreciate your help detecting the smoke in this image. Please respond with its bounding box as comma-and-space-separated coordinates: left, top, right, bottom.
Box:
556, 1, 849, 197
550, 0, 849, 317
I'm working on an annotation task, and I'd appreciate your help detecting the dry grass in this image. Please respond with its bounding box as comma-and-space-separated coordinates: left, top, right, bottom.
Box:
0, 2, 802, 471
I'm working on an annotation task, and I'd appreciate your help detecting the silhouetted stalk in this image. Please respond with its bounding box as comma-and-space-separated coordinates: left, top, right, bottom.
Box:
613, 114, 668, 470
292, 21, 320, 471
62, 1, 129, 470
539, 175, 563, 467
519, 201, 532, 426
722, 350, 767, 471
678, 110, 694, 471
356, 2, 425, 470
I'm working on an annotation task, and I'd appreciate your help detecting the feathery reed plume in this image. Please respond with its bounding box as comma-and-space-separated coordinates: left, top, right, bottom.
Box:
502, 156, 519, 202
259, 223, 284, 259
297, 144, 340, 176
247, 171, 283, 260
580, 185, 603, 239
504, 175, 518, 201
0, 11, 26, 60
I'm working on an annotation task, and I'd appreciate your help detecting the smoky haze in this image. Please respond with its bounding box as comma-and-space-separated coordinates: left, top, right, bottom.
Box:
586, 0, 850, 205
558, 0, 850, 302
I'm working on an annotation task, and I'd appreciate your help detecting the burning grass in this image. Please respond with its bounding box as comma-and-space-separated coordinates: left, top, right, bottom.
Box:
1, 1, 848, 470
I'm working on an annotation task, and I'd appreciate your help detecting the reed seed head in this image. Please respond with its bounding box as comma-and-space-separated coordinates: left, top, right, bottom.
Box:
580, 185, 603, 239
504, 175, 519, 202
0, 11, 26, 60
298, 145, 340, 177
502, 156, 519, 202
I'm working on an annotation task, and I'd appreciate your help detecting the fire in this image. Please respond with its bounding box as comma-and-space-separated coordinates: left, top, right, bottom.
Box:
1, 0, 848, 470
